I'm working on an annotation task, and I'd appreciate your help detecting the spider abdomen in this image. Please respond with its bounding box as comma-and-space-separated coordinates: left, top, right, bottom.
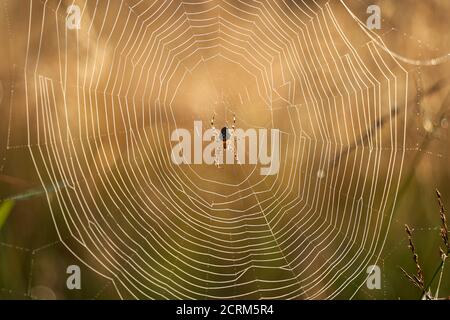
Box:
220, 127, 231, 149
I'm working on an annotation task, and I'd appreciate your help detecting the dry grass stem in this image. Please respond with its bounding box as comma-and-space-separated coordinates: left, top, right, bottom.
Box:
401, 224, 425, 291
436, 190, 450, 256
402, 191, 450, 299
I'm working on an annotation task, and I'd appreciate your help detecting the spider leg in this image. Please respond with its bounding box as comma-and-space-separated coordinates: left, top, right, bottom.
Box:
214, 156, 220, 168
210, 114, 216, 130
231, 136, 239, 162
211, 114, 221, 138
232, 114, 238, 161
227, 142, 238, 162
215, 145, 222, 168
210, 113, 223, 168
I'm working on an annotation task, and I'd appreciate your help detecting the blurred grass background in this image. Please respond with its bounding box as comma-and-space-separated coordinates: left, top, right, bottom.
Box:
0, 0, 449, 299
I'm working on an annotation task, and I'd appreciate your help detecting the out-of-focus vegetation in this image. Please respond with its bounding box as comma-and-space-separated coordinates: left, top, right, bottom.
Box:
0, 0, 449, 299
0, 200, 14, 230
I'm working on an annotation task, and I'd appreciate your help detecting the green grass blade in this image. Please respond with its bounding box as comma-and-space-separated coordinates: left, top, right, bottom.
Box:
0, 199, 15, 230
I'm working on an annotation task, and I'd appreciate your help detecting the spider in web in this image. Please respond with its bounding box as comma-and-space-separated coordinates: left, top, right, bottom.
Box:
210, 113, 238, 167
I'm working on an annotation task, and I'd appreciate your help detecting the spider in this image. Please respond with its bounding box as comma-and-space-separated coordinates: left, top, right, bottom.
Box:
210, 113, 238, 167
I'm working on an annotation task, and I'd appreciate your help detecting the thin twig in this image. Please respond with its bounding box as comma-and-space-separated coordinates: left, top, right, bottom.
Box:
414, 190, 450, 299
436, 189, 450, 253
401, 224, 425, 292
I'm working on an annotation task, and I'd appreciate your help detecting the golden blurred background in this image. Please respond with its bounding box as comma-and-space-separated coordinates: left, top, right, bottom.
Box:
0, 0, 449, 300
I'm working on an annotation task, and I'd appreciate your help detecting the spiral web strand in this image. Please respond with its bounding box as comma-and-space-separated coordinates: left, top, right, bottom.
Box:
23, 0, 408, 299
